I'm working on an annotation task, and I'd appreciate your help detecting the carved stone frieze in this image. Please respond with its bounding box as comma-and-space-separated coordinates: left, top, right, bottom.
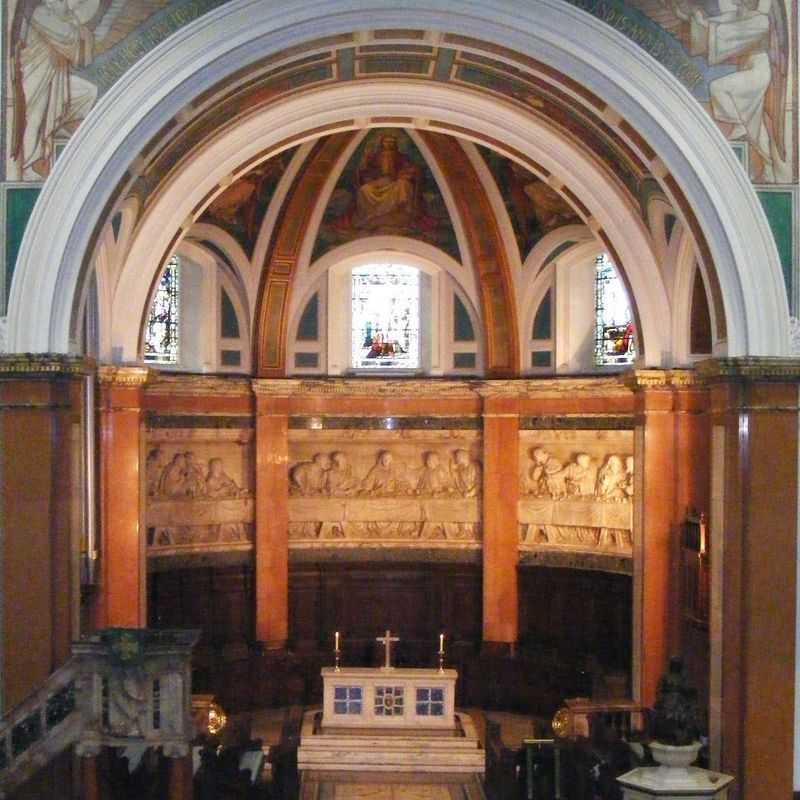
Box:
287, 432, 482, 547
518, 429, 633, 558
289, 444, 482, 499
145, 439, 253, 556
147, 373, 254, 396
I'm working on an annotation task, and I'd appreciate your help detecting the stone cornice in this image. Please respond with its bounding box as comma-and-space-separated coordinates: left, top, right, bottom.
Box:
696, 357, 800, 382
0, 354, 95, 377
146, 373, 254, 396
250, 376, 632, 398
97, 365, 152, 386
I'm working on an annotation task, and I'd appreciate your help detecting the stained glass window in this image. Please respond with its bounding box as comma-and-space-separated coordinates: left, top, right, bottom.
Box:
351, 264, 420, 370
595, 253, 635, 366
144, 256, 180, 364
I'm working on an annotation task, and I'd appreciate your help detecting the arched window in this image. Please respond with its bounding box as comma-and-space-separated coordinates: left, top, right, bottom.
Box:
350, 263, 421, 370
594, 253, 635, 367
144, 255, 180, 364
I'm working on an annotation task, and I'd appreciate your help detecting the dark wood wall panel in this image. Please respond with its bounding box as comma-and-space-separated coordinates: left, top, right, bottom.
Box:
148, 565, 254, 646
519, 567, 632, 674
289, 563, 483, 665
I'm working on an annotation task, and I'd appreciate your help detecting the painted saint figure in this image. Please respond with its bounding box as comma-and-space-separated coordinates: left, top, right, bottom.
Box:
676, 0, 788, 181
11, 0, 99, 178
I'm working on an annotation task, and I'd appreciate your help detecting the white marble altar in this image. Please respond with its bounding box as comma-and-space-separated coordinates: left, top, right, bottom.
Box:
321, 666, 457, 730
298, 664, 484, 776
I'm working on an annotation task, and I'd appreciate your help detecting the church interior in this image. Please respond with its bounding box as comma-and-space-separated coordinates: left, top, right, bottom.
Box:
0, 1, 798, 798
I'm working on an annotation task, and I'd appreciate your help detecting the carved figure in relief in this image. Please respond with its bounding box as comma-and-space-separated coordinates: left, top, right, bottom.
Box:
109, 671, 149, 737
624, 456, 634, 500
290, 453, 331, 496
145, 447, 166, 497
451, 449, 482, 497
325, 451, 359, 496
184, 451, 207, 497
159, 452, 189, 497
361, 450, 409, 495
416, 451, 452, 496
205, 458, 244, 499
562, 453, 596, 497
596, 455, 627, 502
526, 447, 565, 498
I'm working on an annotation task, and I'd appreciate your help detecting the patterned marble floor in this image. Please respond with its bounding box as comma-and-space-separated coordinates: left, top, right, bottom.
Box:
333, 785, 453, 799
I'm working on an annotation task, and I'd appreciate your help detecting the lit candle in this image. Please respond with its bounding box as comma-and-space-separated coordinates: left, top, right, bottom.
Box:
439, 633, 444, 654
335, 631, 340, 651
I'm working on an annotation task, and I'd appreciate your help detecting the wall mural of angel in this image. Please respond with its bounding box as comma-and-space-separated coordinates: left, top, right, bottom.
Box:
628, 0, 791, 183
9, 0, 172, 179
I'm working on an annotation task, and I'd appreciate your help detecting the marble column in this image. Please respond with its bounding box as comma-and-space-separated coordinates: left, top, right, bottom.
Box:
97, 366, 150, 628
0, 355, 89, 710
252, 381, 292, 648
702, 358, 799, 800
480, 389, 520, 650
628, 371, 680, 706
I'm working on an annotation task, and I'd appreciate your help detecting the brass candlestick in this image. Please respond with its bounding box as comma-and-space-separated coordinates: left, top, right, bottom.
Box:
334, 648, 341, 672
438, 652, 444, 673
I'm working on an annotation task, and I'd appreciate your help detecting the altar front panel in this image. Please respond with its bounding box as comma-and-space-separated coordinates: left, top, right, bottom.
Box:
321, 667, 457, 729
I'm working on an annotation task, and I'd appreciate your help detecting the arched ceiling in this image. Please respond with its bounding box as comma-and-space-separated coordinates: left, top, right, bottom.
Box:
105, 31, 692, 376
17, 5, 783, 366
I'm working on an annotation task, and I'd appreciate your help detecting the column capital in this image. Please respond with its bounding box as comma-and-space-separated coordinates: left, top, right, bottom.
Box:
97, 365, 151, 386
623, 368, 702, 391
697, 356, 800, 382
0, 353, 95, 377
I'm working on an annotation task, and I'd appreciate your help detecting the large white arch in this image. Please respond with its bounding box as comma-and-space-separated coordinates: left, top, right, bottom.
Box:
6, 0, 788, 358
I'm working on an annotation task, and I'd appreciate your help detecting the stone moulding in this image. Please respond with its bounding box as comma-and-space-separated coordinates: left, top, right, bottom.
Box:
0, 353, 95, 376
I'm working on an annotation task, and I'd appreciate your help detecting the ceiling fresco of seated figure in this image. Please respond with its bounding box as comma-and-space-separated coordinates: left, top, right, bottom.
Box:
311, 128, 462, 264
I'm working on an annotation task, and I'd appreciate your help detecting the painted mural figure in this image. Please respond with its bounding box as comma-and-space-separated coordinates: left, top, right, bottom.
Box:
350, 133, 424, 230
451, 449, 482, 498
675, 0, 788, 181
11, 0, 99, 178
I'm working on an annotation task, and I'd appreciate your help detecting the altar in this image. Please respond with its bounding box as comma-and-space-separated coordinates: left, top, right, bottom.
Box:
297, 631, 485, 780
321, 666, 457, 730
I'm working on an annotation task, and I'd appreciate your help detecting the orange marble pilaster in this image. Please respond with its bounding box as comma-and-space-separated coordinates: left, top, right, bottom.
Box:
80, 753, 101, 800
0, 356, 88, 710
253, 384, 290, 647
97, 366, 150, 629
701, 359, 799, 800
629, 371, 678, 707
480, 391, 520, 647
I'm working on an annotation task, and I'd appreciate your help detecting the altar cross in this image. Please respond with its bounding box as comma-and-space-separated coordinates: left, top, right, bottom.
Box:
376, 629, 400, 669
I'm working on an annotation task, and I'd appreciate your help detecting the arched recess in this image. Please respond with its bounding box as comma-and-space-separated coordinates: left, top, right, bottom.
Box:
5, 0, 788, 361
288, 239, 482, 376
87, 85, 669, 369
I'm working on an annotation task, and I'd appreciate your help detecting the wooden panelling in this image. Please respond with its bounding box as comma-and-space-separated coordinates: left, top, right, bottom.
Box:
519, 567, 633, 675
